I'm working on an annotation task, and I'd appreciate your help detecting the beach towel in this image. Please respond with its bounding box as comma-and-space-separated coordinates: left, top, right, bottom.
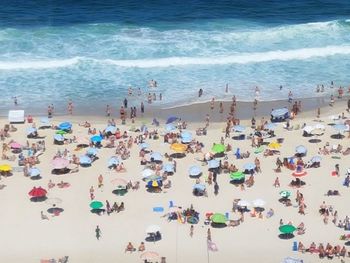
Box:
153, 207, 164, 212
254, 146, 264, 154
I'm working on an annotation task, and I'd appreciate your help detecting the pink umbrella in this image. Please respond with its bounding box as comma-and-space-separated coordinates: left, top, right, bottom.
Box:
10, 142, 22, 149
51, 158, 69, 169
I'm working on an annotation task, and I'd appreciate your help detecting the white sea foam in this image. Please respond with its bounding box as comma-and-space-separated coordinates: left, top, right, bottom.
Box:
0, 57, 80, 70
102, 45, 350, 68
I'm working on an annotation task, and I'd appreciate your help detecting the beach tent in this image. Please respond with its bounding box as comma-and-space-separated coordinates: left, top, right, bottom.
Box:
271, 108, 290, 122
8, 110, 24, 123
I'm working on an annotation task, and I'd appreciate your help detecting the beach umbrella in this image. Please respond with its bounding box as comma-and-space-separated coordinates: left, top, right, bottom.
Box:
111, 178, 128, 187
147, 180, 162, 188
87, 147, 98, 156
9, 142, 21, 149
193, 184, 206, 191
268, 141, 281, 150
181, 131, 192, 143
279, 190, 291, 198
237, 200, 251, 207
150, 152, 162, 162
79, 155, 92, 165
51, 158, 69, 169
230, 171, 245, 181
142, 169, 154, 179
265, 123, 277, 130
295, 145, 307, 154
45, 197, 62, 206
26, 127, 37, 135
311, 155, 322, 163
166, 116, 178, 124
140, 251, 160, 261
0, 164, 12, 172
105, 125, 116, 133
271, 108, 289, 117
314, 123, 325, 130
333, 124, 348, 133
170, 143, 187, 153
139, 142, 149, 150
146, 175, 162, 182
208, 159, 220, 169
292, 170, 307, 177
90, 135, 102, 143
232, 125, 246, 132
58, 122, 72, 131
28, 187, 47, 197
56, 130, 67, 135
279, 224, 296, 234
108, 156, 120, 167
211, 144, 225, 154
243, 163, 256, 171
28, 167, 41, 177
146, 225, 161, 234
302, 126, 314, 134
253, 199, 266, 208
163, 163, 174, 173
90, 201, 103, 209
211, 213, 227, 224
189, 165, 202, 176
54, 134, 64, 142
165, 123, 176, 132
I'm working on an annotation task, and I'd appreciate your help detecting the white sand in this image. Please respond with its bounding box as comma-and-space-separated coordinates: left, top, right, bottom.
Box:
0, 101, 349, 263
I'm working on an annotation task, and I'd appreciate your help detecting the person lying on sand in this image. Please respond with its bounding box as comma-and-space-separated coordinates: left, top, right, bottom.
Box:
125, 242, 135, 253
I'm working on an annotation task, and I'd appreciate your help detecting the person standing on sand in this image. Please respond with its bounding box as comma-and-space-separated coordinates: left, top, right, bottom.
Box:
190, 225, 194, 238
95, 225, 101, 240
210, 98, 215, 110
317, 107, 321, 118
207, 228, 211, 241
98, 174, 103, 189
106, 105, 111, 117
67, 100, 73, 115
141, 102, 145, 114
205, 114, 210, 127
219, 102, 223, 114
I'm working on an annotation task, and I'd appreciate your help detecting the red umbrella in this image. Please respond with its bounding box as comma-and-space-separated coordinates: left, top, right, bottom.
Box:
51, 158, 69, 169
292, 170, 307, 177
28, 187, 47, 197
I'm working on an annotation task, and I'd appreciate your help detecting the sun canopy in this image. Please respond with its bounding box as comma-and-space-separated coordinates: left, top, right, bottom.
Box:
189, 165, 202, 176
208, 159, 220, 169
58, 122, 72, 131
211, 144, 225, 153
211, 213, 227, 224
279, 224, 296, 234
271, 108, 289, 117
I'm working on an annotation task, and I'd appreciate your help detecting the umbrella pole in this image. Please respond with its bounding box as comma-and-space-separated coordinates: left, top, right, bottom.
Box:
207, 238, 210, 263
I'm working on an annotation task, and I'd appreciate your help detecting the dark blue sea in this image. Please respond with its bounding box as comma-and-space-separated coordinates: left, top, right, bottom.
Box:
0, 0, 350, 113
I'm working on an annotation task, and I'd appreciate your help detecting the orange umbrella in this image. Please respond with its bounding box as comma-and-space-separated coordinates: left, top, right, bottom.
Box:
170, 143, 187, 153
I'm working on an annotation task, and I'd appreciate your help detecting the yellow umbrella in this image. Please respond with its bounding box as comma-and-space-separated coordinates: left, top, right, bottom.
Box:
268, 141, 281, 150
170, 143, 187, 153
0, 164, 12, 172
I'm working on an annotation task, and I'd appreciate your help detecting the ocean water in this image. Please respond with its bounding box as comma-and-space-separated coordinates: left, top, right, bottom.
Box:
0, 0, 350, 114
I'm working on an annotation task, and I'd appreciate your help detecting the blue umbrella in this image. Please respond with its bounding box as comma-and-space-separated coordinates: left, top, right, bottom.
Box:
208, 159, 220, 169
166, 116, 178, 124
243, 163, 256, 170
26, 127, 37, 135
79, 155, 92, 165
139, 142, 150, 149
295, 145, 307, 154
54, 134, 64, 142
58, 122, 72, 131
311, 155, 322, 163
265, 123, 278, 130
150, 152, 162, 161
105, 125, 116, 133
163, 163, 174, 173
193, 184, 206, 191
233, 125, 246, 132
91, 135, 102, 143
108, 156, 120, 167
87, 147, 98, 156
29, 168, 40, 177
181, 131, 192, 143
165, 123, 176, 132
189, 165, 202, 176
333, 124, 348, 133
271, 108, 289, 117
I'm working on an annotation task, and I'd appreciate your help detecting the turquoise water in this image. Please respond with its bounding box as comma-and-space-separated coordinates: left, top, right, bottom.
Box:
0, 1, 350, 113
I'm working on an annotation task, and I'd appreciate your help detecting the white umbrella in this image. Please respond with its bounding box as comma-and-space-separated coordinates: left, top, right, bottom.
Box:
237, 200, 251, 207
142, 169, 154, 179
302, 126, 314, 134
146, 225, 161, 234
253, 199, 266, 208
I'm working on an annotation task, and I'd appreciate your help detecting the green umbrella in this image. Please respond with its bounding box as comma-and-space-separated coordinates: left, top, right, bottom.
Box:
279, 224, 296, 234
230, 171, 245, 180
56, 130, 67, 135
211, 144, 225, 154
211, 213, 227, 224
279, 190, 291, 198
90, 201, 103, 209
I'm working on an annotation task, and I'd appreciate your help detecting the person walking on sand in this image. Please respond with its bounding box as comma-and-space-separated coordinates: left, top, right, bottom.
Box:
67, 100, 73, 115
190, 225, 194, 238
95, 225, 101, 240
219, 102, 223, 114
317, 107, 321, 118
98, 174, 104, 189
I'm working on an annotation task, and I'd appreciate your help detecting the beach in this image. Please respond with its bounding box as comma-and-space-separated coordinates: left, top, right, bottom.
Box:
0, 96, 349, 263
